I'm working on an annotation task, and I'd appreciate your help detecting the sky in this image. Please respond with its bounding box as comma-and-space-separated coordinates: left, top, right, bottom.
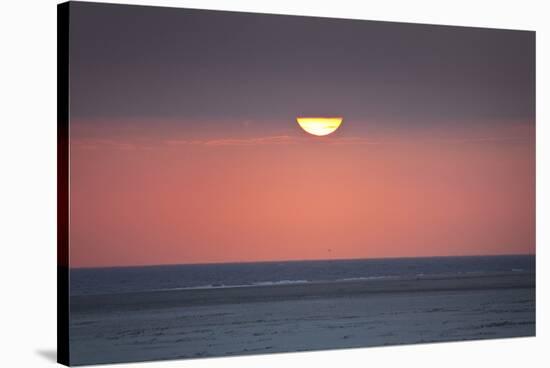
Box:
68, 2, 535, 268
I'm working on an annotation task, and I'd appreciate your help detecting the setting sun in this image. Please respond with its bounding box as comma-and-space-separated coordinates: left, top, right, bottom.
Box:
296, 117, 343, 136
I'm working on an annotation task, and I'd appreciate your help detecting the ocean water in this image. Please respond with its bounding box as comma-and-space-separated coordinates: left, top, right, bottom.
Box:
70, 255, 536, 364
70, 255, 535, 296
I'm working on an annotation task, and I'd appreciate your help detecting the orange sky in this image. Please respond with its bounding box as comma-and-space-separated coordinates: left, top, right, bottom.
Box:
69, 120, 535, 267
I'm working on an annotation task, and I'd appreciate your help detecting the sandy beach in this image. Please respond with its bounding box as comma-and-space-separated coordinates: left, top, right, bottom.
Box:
69, 272, 535, 365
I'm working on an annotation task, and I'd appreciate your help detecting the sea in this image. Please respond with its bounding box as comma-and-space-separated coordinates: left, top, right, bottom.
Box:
70, 255, 535, 296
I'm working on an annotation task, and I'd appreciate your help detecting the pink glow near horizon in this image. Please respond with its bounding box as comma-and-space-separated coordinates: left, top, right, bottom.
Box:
69, 120, 535, 268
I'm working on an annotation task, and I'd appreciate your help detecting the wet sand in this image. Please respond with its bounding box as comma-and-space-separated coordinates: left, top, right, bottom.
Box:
69, 273, 535, 365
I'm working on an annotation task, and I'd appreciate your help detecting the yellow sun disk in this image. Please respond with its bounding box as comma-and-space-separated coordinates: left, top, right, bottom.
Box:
296, 117, 343, 136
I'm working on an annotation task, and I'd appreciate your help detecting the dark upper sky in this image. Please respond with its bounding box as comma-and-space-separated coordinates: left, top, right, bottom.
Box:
69, 1, 535, 130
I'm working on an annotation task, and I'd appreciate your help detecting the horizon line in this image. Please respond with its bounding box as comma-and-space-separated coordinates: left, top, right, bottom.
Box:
68, 252, 535, 271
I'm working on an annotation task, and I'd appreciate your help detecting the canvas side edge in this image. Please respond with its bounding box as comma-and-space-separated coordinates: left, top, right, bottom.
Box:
57, 2, 70, 366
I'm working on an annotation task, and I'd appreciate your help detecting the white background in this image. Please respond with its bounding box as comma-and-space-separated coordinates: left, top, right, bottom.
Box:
0, 0, 547, 367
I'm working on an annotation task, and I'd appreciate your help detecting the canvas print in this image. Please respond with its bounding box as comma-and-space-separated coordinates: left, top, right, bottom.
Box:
57, 1, 536, 366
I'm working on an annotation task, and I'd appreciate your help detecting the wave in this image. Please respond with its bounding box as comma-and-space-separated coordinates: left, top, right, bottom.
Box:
254, 280, 309, 286
153, 276, 405, 292
73, 266, 534, 296
340, 276, 399, 282
163, 269, 532, 292
154, 279, 310, 292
